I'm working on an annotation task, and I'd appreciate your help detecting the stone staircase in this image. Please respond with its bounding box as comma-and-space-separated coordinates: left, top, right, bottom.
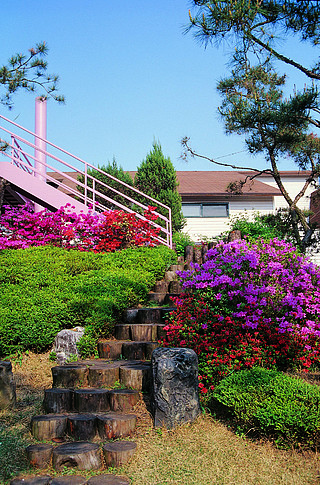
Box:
10, 261, 186, 485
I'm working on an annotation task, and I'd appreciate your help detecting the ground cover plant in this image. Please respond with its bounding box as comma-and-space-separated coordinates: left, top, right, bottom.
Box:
161, 238, 320, 400
0, 244, 176, 358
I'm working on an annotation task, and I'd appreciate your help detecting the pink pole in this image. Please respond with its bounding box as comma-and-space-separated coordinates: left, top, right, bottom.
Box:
34, 97, 47, 211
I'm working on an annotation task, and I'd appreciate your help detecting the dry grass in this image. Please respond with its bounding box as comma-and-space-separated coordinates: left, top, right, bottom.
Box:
124, 416, 320, 485
1, 353, 320, 485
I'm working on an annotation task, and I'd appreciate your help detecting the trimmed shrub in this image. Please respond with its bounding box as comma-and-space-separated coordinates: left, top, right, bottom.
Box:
212, 367, 320, 448
0, 245, 176, 357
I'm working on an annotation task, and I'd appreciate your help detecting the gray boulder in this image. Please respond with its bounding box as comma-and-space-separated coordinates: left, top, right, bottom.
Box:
0, 361, 16, 409
53, 327, 85, 365
151, 347, 201, 429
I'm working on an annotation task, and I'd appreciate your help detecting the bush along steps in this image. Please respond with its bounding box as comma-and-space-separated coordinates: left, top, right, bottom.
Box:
12, 261, 184, 484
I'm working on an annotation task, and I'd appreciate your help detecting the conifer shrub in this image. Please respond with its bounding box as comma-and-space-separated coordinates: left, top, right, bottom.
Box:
212, 367, 320, 449
77, 158, 135, 210
135, 142, 185, 232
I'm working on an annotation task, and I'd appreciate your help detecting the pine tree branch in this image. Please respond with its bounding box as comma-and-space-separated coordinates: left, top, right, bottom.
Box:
249, 33, 320, 80
181, 137, 273, 174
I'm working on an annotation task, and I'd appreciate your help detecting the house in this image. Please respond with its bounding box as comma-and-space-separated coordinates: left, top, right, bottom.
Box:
47, 169, 315, 241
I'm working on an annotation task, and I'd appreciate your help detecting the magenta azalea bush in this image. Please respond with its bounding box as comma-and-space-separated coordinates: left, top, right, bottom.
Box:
161, 239, 320, 395
0, 203, 160, 251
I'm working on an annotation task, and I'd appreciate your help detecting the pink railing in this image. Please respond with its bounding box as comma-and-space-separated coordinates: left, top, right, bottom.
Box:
0, 114, 172, 248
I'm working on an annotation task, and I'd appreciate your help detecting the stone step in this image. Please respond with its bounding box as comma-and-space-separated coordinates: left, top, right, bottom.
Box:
114, 323, 164, 341
103, 441, 137, 467
169, 264, 184, 272
124, 306, 175, 324
52, 441, 102, 471
97, 341, 126, 360
122, 341, 158, 360
147, 292, 167, 305
168, 280, 183, 294
152, 279, 169, 293
44, 387, 140, 413
120, 363, 151, 391
52, 359, 150, 389
11, 474, 131, 485
31, 412, 137, 441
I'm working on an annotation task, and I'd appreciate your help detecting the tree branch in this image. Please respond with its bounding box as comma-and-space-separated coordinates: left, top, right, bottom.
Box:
249, 33, 320, 80
181, 137, 273, 174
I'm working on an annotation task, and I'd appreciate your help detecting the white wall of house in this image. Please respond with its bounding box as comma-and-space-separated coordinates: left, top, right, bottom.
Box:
183, 198, 274, 240
258, 175, 314, 211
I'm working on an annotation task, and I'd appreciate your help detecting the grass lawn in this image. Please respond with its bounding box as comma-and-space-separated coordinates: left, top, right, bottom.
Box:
0, 353, 319, 485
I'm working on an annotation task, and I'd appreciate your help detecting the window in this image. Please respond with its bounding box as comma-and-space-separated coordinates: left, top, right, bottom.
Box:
182, 203, 228, 218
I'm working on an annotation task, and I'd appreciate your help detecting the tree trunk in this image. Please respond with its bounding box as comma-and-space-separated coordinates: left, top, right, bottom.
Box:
26, 443, 53, 469
0, 178, 8, 210
52, 442, 102, 471
102, 441, 137, 467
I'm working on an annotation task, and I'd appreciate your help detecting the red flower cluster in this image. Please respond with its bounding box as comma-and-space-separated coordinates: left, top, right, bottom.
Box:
160, 294, 320, 396
95, 207, 160, 252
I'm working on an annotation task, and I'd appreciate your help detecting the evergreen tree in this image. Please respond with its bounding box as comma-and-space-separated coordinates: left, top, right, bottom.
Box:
77, 158, 134, 210
135, 142, 184, 232
0, 42, 64, 108
182, 1, 320, 251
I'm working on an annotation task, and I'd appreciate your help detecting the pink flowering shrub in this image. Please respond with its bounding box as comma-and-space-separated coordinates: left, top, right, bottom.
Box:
0, 203, 160, 251
161, 239, 320, 396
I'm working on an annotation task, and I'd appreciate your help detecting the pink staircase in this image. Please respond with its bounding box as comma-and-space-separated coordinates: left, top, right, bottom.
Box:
0, 107, 172, 248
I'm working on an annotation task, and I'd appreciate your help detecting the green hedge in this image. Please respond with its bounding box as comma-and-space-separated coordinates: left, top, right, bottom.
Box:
0, 245, 176, 357
212, 367, 320, 448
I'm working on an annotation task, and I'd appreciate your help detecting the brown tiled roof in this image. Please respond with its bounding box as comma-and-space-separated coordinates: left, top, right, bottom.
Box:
175, 171, 280, 196
239, 170, 312, 177
48, 170, 281, 197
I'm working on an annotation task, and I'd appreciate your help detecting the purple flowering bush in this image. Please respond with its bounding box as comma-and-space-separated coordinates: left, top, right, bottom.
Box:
161, 239, 320, 395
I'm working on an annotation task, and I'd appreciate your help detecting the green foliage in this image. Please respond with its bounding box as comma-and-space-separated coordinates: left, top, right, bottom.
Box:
260, 208, 320, 251
77, 158, 134, 210
212, 367, 320, 448
0, 245, 176, 357
188, 1, 320, 81
227, 212, 284, 242
172, 231, 194, 256
135, 142, 185, 232
0, 42, 64, 108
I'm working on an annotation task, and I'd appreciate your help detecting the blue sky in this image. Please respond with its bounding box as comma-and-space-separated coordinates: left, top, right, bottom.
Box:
1, 0, 317, 172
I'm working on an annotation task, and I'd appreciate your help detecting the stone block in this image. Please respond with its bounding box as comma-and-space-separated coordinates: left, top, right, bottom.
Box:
151, 347, 200, 429
53, 327, 85, 365
0, 361, 16, 409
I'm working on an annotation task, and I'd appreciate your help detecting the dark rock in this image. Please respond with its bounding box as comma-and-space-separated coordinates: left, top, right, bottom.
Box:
0, 361, 16, 409
10, 477, 52, 485
50, 477, 87, 485
87, 475, 130, 485
53, 327, 85, 365
151, 347, 201, 429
